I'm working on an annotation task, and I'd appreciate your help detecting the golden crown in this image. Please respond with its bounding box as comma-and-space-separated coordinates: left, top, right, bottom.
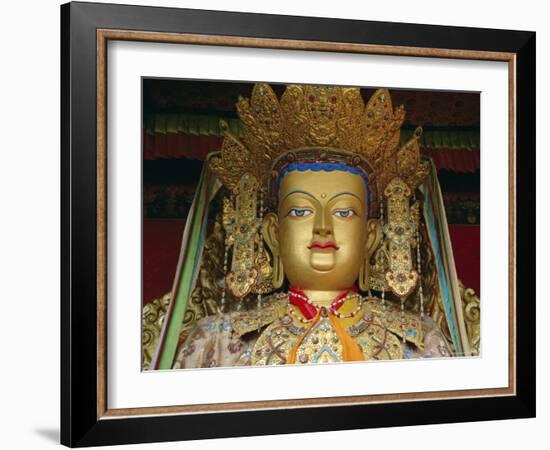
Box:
208, 83, 429, 300
209, 83, 429, 201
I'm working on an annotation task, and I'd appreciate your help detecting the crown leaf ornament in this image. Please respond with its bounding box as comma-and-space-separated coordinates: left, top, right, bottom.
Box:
209, 83, 429, 301
210, 84, 428, 195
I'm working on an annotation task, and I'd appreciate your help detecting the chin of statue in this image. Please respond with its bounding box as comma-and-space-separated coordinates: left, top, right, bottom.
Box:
309, 251, 337, 272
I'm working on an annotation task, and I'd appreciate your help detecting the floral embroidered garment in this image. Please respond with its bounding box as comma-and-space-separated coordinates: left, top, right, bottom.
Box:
173, 292, 451, 369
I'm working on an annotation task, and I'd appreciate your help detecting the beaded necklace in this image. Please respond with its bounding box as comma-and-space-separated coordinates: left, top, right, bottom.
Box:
287, 290, 363, 323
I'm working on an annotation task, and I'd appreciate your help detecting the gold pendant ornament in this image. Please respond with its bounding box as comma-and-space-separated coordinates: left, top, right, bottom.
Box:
223, 175, 261, 298
384, 177, 419, 298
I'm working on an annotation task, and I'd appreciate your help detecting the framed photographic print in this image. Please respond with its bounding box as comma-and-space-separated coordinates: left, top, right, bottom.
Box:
61, 1, 536, 447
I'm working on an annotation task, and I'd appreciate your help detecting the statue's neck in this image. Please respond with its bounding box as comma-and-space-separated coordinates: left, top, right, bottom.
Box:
300, 289, 352, 307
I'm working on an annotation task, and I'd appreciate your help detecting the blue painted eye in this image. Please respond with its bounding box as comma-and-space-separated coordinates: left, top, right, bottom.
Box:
333, 209, 356, 218
288, 208, 313, 217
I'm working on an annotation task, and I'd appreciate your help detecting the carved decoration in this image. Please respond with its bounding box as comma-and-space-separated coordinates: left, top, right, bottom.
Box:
142, 294, 171, 370
383, 177, 418, 298
223, 175, 261, 298
209, 84, 428, 201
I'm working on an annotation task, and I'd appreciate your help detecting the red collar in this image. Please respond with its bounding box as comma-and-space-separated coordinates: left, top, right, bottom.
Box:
288, 287, 357, 320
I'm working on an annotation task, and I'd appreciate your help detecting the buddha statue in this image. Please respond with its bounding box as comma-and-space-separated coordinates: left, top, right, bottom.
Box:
143, 84, 480, 370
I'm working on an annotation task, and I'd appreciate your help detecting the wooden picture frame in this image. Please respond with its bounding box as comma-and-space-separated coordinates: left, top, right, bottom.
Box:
61, 1, 535, 446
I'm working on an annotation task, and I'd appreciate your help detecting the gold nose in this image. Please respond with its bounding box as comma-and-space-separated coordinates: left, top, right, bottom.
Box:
314, 226, 333, 237
313, 213, 333, 236
312, 203, 334, 237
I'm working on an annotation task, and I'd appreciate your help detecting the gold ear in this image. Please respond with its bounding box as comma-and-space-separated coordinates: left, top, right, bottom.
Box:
359, 219, 382, 292
262, 213, 284, 289
366, 218, 382, 254
262, 213, 279, 253
272, 255, 285, 289
358, 256, 370, 291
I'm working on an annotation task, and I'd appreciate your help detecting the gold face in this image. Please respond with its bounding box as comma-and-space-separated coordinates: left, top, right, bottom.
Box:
263, 169, 371, 292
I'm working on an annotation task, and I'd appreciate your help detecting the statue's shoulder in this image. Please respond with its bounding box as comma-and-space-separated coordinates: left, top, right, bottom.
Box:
178, 292, 287, 344
231, 292, 289, 338
361, 298, 425, 350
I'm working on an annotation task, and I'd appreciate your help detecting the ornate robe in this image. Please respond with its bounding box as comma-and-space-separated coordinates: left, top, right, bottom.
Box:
173, 292, 451, 369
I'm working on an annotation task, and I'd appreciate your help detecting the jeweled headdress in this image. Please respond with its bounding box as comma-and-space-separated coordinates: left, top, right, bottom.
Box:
209, 83, 429, 302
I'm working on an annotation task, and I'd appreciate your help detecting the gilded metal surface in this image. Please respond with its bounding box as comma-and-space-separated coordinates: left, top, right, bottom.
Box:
369, 240, 390, 292
250, 295, 424, 365
209, 84, 430, 198
231, 293, 288, 337
266, 170, 371, 294
410, 223, 439, 316
295, 317, 345, 364
396, 127, 430, 188
363, 299, 425, 349
208, 125, 253, 192
280, 85, 363, 151
223, 175, 261, 298
142, 294, 171, 370
432, 281, 481, 356
383, 177, 418, 298
461, 284, 481, 355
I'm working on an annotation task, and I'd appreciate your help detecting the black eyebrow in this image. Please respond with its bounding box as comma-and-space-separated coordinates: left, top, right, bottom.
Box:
328, 192, 362, 202
281, 189, 317, 203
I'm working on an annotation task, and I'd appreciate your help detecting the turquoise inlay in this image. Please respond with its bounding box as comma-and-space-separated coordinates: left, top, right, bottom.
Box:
220, 319, 231, 332
305, 318, 332, 335
300, 319, 341, 363
312, 345, 340, 363
319, 320, 332, 332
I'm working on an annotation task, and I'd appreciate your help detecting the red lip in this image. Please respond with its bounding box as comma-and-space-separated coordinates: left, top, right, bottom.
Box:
308, 241, 339, 250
